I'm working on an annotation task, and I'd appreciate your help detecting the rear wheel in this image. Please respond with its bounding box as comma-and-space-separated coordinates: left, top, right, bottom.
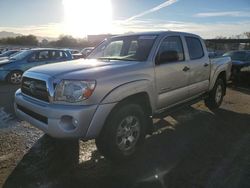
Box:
7, 71, 23, 85
205, 78, 225, 110
95, 103, 147, 161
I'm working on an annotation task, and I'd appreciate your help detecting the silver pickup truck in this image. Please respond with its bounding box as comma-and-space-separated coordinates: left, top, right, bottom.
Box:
15, 31, 232, 161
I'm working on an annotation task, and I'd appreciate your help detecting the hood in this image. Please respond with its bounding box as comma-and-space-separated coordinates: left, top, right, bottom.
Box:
28, 59, 138, 78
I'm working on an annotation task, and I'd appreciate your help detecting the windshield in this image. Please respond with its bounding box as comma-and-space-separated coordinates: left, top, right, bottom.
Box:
1, 51, 14, 56
9, 50, 32, 61
88, 35, 157, 61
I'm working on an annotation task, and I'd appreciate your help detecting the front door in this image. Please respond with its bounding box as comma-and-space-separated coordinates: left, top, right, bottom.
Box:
155, 36, 189, 109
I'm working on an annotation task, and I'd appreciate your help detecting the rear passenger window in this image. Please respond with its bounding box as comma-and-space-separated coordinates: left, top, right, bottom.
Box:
185, 37, 204, 60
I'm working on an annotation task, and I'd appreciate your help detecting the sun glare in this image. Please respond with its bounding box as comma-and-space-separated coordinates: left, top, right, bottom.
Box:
62, 0, 113, 37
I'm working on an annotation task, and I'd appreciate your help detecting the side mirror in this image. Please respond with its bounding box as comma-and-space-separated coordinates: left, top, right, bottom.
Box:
156, 50, 179, 64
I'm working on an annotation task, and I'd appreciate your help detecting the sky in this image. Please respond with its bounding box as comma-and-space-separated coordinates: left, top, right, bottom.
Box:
0, 0, 250, 39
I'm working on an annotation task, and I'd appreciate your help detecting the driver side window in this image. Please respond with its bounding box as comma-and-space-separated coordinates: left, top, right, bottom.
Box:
156, 36, 184, 65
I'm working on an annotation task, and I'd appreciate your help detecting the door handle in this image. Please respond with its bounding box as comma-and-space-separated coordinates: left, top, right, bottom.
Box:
183, 66, 190, 72
204, 63, 209, 67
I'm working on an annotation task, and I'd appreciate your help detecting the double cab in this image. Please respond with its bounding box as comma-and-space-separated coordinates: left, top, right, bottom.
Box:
15, 31, 232, 161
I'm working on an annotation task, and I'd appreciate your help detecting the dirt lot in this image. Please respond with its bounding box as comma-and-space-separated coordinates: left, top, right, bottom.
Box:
0, 83, 250, 188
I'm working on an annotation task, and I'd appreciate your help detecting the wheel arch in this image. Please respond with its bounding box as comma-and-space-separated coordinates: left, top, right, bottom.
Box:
209, 68, 227, 92
85, 91, 153, 139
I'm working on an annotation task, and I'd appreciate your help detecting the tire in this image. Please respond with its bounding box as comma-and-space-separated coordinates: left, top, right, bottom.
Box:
205, 78, 225, 110
7, 70, 23, 85
95, 103, 147, 161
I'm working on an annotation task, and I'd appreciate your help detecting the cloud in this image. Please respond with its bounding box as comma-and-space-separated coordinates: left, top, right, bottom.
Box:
125, 0, 178, 21
194, 11, 250, 18
112, 19, 250, 39
1, 19, 250, 39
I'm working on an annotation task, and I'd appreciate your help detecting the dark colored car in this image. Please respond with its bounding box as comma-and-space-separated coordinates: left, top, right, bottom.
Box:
0, 48, 73, 84
0, 50, 20, 58
223, 50, 250, 83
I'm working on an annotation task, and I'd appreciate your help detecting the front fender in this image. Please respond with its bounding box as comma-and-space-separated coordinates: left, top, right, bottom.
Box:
100, 79, 156, 111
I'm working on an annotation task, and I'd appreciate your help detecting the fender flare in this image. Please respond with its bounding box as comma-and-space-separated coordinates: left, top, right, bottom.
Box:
209, 65, 227, 91
100, 79, 156, 109
85, 80, 156, 139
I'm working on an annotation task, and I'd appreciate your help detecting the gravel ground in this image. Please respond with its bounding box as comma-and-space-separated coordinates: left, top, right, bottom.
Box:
0, 83, 250, 188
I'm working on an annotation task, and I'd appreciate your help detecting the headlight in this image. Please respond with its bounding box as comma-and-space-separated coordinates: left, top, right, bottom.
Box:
54, 80, 96, 103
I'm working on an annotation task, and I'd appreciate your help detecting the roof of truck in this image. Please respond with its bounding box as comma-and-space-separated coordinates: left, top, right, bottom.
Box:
112, 31, 201, 38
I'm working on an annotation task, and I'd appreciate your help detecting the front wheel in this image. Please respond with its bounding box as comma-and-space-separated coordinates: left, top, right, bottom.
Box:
7, 71, 23, 85
95, 103, 147, 161
205, 78, 225, 110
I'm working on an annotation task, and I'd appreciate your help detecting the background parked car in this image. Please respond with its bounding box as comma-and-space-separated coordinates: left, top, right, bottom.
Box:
0, 50, 20, 58
0, 48, 73, 84
223, 50, 250, 84
69, 49, 83, 59
81, 47, 94, 58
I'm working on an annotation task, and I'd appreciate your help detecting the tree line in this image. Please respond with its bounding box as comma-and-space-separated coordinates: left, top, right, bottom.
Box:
0, 32, 250, 50
0, 35, 38, 46
0, 35, 94, 48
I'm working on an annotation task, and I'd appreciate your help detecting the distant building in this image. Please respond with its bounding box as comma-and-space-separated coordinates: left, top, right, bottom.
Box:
87, 34, 115, 44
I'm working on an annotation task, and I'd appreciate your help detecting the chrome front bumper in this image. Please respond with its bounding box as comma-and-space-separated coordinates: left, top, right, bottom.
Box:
15, 89, 97, 138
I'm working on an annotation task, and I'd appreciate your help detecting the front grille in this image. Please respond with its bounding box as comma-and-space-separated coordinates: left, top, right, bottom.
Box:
17, 104, 48, 124
21, 77, 49, 102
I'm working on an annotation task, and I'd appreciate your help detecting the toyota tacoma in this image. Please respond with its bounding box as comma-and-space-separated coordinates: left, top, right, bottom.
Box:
15, 31, 232, 161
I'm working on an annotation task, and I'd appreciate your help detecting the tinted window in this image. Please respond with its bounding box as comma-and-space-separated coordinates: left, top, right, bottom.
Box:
157, 36, 184, 64
185, 37, 204, 60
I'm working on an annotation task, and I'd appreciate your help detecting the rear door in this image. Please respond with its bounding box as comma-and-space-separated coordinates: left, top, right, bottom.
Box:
184, 36, 210, 97
155, 35, 189, 109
